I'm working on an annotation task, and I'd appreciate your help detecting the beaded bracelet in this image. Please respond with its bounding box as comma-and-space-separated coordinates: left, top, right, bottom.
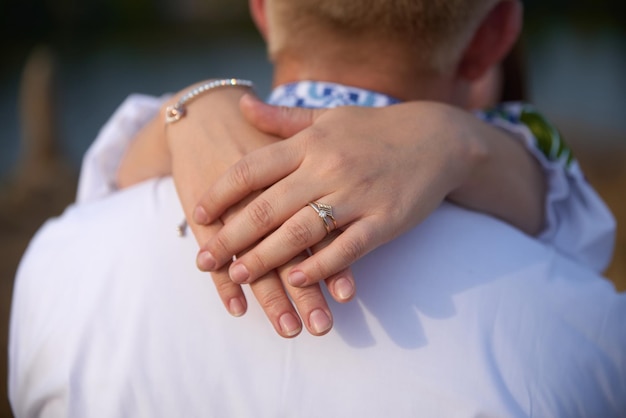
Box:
165, 78, 254, 124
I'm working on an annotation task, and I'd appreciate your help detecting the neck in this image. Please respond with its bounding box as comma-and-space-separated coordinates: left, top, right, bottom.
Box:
270, 37, 469, 106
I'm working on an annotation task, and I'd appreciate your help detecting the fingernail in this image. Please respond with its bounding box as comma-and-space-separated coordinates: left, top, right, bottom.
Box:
279, 313, 301, 337
334, 277, 354, 301
229, 298, 246, 317
288, 270, 307, 287
193, 205, 209, 224
309, 309, 332, 335
230, 263, 250, 283
197, 251, 216, 271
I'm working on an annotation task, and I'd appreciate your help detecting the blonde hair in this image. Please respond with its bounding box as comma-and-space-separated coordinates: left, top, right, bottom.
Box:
267, 0, 498, 72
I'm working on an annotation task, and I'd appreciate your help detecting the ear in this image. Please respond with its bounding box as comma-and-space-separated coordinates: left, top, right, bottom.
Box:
249, 0, 269, 40
457, 0, 522, 82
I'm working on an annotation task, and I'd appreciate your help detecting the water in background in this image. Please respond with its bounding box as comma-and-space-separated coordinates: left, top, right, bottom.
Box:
0, 31, 273, 177
0, 25, 624, 177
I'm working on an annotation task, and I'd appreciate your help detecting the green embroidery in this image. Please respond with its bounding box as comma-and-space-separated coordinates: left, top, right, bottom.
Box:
519, 106, 574, 167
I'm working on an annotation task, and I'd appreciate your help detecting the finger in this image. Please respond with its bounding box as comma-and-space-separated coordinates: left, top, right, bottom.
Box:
196, 169, 330, 272
188, 218, 249, 317
288, 220, 381, 288
240, 93, 327, 138
225, 204, 331, 284
325, 267, 357, 303
311, 231, 357, 303
277, 254, 333, 336
209, 267, 248, 317
249, 270, 303, 338
192, 139, 303, 226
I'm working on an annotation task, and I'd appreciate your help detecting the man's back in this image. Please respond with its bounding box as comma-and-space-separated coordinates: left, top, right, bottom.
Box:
10, 177, 626, 417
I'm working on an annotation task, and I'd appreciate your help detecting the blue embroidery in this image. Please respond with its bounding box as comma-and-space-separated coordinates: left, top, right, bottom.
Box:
268, 81, 400, 109
359, 92, 376, 107
307, 83, 327, 101
285, 83, 297, 95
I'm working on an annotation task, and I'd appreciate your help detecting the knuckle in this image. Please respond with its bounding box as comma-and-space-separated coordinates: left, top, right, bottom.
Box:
337, 236, 367, 264
307, 256, 333, 281
283, 222, 313, 249
247, 198, 275, 229
303, 125, 327, 144
230, 159, 253, 192
316, 230, 341, 249
316, 147, 354, 177
213, 274, 238, 295
254, 284, 289, 313
327, 148, 351, 168
209, 233, 233, 259
246, 251, 271, 276
289, 285, 321, 307
201, 192, 219, 216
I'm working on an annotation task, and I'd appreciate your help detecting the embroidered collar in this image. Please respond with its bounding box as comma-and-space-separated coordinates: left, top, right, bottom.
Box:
268, 80, 401, 108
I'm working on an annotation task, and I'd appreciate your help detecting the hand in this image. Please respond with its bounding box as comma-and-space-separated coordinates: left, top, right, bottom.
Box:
118, 85, 337, 337
194, 95, 545, 288
193, 97, 472, 287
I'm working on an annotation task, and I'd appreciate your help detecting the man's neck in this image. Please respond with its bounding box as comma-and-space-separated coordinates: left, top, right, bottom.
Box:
270, 37, 465, 105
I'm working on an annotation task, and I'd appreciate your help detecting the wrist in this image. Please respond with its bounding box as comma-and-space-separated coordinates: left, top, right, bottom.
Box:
163, 81, 255, 155
116, 110, 171, 189
161, 79, 254, 133
448, 112, 546, 235
448, 111, 492, 200
429, 104, 490, 200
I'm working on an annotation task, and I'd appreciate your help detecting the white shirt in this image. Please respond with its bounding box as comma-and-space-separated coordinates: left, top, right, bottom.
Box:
10, 82, 626, 417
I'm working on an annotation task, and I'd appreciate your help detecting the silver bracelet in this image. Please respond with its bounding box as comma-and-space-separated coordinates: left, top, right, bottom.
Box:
165, 78, 254, 124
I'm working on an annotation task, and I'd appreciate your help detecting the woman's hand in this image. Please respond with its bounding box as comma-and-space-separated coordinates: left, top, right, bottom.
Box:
116, 85, 340, 337
194, 95, 545, 289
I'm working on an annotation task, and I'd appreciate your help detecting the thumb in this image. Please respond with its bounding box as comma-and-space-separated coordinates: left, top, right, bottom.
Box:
240, 93, 326, 138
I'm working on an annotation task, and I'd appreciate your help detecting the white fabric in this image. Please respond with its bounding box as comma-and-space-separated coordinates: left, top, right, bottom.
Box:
476, 103, 616, 273
9, 178, 626, 417
76, 94, 165, 204
10, 84, 624, 416
74, 90, 616, 273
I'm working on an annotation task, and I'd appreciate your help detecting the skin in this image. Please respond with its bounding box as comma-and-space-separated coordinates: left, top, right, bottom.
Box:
117, 0, 544, 337
194, 0, 541, 298
119, 87, 334, 337
195, 95, 544, 288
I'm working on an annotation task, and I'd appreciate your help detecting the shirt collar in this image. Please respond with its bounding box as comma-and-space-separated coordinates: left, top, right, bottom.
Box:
268, 80, 401, 108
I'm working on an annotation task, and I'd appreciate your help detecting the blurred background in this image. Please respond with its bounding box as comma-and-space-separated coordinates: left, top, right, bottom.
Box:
0, 0, 624, 415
